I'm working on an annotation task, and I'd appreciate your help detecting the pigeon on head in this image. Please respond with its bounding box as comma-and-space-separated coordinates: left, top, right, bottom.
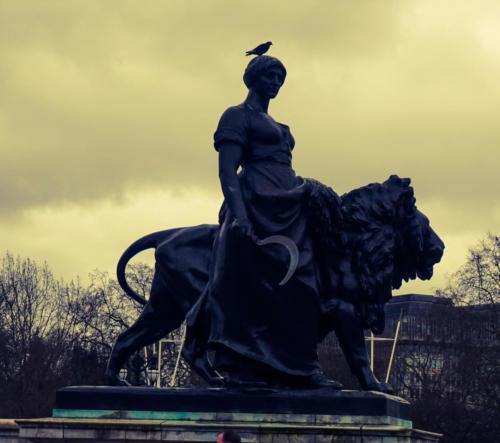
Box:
245, 41, 272, 56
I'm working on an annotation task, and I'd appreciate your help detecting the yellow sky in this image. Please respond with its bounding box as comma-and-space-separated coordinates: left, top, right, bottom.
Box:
1, 0, 499, 294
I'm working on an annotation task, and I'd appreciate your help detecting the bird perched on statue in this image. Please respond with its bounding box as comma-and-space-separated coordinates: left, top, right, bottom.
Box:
245, 41, 272, 56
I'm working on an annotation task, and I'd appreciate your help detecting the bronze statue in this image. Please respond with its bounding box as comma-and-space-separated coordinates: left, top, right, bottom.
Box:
105, 53, 444, 393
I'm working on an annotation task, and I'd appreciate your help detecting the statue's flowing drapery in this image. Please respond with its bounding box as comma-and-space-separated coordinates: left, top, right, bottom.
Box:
183, 104, 327, 380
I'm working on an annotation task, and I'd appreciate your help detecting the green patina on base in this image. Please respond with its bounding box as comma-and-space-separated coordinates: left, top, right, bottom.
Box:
53, 409, 194, 421
52, 408, 413, 430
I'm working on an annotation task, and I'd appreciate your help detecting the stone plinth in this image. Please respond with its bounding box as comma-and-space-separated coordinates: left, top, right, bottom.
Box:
14, 386, 442, 442
0, 419, 30, 443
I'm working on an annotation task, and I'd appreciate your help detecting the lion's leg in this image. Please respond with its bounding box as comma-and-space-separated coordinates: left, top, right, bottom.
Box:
105, 304, 182, 386
332, 300, 371, 375
332, 300, 393, 394
105, 274, 185, 386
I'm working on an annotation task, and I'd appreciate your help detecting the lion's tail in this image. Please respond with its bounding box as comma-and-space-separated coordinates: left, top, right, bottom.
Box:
116, 230, 171, 306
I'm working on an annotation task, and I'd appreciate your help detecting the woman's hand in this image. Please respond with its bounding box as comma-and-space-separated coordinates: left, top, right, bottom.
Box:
230, 218, 256, 242
219, 142, 255, 241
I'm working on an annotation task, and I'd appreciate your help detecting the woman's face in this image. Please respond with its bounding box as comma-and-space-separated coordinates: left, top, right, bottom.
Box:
253, 66, 285, 99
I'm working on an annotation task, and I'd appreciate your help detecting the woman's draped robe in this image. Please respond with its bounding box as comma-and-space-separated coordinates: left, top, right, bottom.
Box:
182, 104, 329, 380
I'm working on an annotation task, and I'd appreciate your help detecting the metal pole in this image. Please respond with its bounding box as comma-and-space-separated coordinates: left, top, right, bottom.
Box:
170, 323, 187, 387
144, 346, 149, 386
385, 309, 404, 383
156, 340, 162, 388
370, 331, 375, 371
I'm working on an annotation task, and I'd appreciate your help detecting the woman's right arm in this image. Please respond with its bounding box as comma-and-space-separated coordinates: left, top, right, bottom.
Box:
218, 142, 254, 239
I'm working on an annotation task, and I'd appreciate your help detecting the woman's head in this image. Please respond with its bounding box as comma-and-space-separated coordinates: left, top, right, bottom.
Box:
217, 431, 241, 443
243, 55, 287, 99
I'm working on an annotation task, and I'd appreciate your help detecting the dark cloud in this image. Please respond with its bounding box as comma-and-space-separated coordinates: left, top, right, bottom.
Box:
0, 1, 498, 257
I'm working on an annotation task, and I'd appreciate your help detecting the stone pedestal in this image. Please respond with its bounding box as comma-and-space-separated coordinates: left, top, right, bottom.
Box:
0, 420, 29, 443
15, 386, 441, 442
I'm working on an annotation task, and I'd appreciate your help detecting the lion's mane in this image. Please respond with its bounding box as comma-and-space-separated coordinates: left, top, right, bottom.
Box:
306, 175, 429, 305
341, 175, 425, 303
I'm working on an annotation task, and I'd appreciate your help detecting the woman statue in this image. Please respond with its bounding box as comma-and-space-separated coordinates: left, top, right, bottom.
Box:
105, 51, 444, 393
182, 54, 342, 389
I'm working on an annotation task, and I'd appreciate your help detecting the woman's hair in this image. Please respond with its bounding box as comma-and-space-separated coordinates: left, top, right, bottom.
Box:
220, 431, 242, 443
243, 55, 287, 89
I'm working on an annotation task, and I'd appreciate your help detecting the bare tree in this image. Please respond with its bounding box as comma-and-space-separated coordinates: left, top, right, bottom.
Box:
0, 253, 91, 416
388, 233, 500, 443
69, 269, 138, 353
0, 254, 156, 415
438, 233, 499, 307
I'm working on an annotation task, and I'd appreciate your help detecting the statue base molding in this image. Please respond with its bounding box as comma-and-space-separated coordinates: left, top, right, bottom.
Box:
13, 386, 442, 442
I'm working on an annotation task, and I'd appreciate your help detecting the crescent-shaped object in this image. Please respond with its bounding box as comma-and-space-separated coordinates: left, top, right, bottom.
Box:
256, 235, 299, 286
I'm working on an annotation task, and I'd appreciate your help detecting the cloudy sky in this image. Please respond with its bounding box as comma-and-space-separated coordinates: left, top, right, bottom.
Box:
1, 0, 499, 295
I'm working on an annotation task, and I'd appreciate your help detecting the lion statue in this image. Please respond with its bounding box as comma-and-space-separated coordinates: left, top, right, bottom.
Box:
105, 175, 444, 392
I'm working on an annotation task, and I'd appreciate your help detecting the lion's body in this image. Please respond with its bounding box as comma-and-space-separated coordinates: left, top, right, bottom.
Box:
106, 176, 444, 391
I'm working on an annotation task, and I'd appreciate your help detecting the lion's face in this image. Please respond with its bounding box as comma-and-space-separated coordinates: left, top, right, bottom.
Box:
393, 209, 444, 288
415, 210, 445, 279
332, 175, 444, 302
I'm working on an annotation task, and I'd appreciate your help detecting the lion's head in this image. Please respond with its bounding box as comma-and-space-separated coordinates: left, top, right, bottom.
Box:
340, 175, 445, 306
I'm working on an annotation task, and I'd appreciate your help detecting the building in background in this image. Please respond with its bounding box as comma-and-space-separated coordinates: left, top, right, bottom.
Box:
318, 293, 499, 403
380, 294, 498, 401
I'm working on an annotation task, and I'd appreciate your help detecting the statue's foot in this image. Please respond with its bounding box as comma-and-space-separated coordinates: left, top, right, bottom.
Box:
104, 371, 131, 387
186, 356, 225, 387
299, 372, 343, 390
195, 368, 225, 387
355, 365, 394, 394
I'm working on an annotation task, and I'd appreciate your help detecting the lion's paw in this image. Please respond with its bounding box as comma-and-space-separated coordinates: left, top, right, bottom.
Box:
365, 381, 394, 395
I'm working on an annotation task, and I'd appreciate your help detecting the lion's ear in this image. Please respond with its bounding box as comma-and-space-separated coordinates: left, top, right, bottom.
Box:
388, 174, 400, 184
387, 175, 411, 187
